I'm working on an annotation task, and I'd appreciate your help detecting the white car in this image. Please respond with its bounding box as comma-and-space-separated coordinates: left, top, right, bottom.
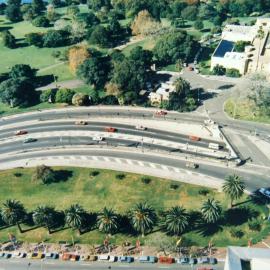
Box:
92, 136, 104, 141
12, 252, 26, 258
259, 188, 270, 198
135, 125, 147, 130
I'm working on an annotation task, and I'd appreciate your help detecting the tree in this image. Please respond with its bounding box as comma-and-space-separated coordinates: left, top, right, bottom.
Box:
77, 56, 110, 88
162, 206, 189, 236
129, 46, 153, 69
32, 206, 56, 234
194, 20, 204, 30
72, 93, 89, 106
5, 0, 22, 22
32, 0, 45, 16
32, 165, 56, 184
32, 16, 50, 27
65, 204, 86, 234
256, 26, 265, 71
25, 32, 44, 47
131, 10, 161, 36
201, 198, 222, 224
234, 41, 250, 52
222, 175, 245, 208
97, 207, 119, 234
10, 64, 36, 79
68, 45, 90, 74
129, 202, 157, 236
153, 31, 198, 65
89, 25, 110, 47
212, 65, 226, 75
226, 68, 241, 78
1, 199, 26, 233
181, 5, 198, 21
55, 88, 75, 104
0, 78, 36, 107
43, 30, 68, 48
66, 5, 79, 18
1, 30, 16, 49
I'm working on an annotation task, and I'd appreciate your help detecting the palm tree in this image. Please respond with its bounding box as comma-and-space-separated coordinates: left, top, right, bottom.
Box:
222, 174, 245, 208
163, 206, 189, 236
1, 199, 26, 233
201, 198, 222, 224
256, 26, 265, 71
129, 202, 157, 237
65, 204, 86, 235
97, 207, 119, 234
32, 205, 56, 234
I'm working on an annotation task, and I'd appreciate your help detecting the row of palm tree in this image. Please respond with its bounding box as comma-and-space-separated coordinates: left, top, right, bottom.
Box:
0, 175, 246, 237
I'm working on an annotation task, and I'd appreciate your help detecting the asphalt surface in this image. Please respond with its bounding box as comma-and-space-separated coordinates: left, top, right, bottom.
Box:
0, 259, 225, 270
0, 149, 268, 192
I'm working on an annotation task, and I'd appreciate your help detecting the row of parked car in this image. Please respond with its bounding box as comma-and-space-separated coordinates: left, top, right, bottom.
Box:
0, 251, 218, 266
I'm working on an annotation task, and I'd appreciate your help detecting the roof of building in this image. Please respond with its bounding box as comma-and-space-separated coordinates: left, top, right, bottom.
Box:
213, 40, 234, 58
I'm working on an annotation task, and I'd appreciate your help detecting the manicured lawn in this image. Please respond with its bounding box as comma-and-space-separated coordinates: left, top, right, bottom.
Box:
122, 37, 157, 56
224, 98, 270, 124
0, 167, 268, 247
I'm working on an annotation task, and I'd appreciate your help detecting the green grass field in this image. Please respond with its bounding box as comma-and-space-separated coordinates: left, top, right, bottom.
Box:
0, 167, 268, 247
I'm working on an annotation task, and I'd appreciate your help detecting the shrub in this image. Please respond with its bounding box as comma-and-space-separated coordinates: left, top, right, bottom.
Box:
141, 177, 151, 184
55, 88, 75, 104
226, 68, 241, 78
14, 172, 22, 177
32, 165, 56, 184
115, 173, 125, 180
52, 50, 61, 58
248, 220, 261, 231
32, 16, 50, 27
72, 93, 89, 106
198, 188, 210, 196
170, 183, 179, 190
40, 88, 57, 103
90, 170, 100, 177
212, 65, 226, 75
230, 228, 244, 238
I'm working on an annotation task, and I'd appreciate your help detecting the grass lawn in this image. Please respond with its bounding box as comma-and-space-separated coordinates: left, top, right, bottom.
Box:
122, 37, 157, 56
0, 167, 268, 247
224, 98, 270, 124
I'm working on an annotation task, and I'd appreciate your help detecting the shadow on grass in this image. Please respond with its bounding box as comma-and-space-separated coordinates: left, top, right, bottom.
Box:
224, 207, 259, 226
34, 74, 55, 88
81, 212, 98, 234
196, 221, 223, 237
250, 190, 270, 206
0, 26, 13, 32
54, 170, 73, 183
118, 215, 137, 236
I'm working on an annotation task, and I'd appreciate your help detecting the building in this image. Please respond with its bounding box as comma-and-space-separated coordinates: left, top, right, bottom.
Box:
211, 18, 270, 75
225, 246, 270, 270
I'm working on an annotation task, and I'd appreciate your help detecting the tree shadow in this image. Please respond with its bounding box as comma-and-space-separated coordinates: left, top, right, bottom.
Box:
54, 170, 73, 183
201, 28, 210, 33
224, 207, 259, 226
34, 74, 55, 88
218, 84, 235, 90
81, 212, 97, 234
196, 219, 223, 237
250, 190, 270, 205
0, 26, 13, 32
233, 199, 253, 208
118, 214, 137, 236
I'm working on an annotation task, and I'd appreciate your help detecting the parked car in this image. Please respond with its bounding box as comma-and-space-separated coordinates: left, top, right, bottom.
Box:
189, 258, 198, 265
29, 253, 44, 259
12, 252, 26, 258
89, 255, 98, 261
155, 110, 167, 116
105, 127, 117, 132
189, 135, 201, 141
109, 256, 117, 262
198, 257, 209, 264
135, 125, 147, 130
80, 255, 89, 261
75, 121, 87, 125
0, 252, 5, 258
98, 255, 110, 261
15, 130, 28, 136
118, 256, 134, 263
159, 256, 175, 264
197, 268, 213, 270
177, 257, 189, 264
186, 162, 199, 169
92, 136, 104, 141
45, 253, 58, 259
188, 66, 194, 71
259, 188, 270, 199
70, 254, 79, 261
3, 253, 12, 259
209, 257, 217, 264
23, 138, 37, 143
62, 253, 72, 261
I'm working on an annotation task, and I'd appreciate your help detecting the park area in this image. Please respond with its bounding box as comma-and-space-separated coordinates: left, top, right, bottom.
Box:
0, 167, 269, 248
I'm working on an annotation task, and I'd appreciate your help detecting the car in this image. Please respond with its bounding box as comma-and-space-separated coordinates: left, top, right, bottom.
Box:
197, 268, 213, 270
0, 252, 5, 258
178, 257, 189, 264
92, 136, 104, 141
98, 255, 109, 261
189, 258, 198, 265
188, 66, 194, 71
189, 135, 201, 141
119, 256, 134, 263
89, 255, 98, 261
29, 253, 44, 259
159, 256, 175, 264
209, 257, 217, 265
70, 254, 79, 261
3, 253, 12, 259
23, 138, 37, 144
15, 130, 28, 136
109, 256, 117, 262
155, 110, 167, 116
62, 253, 72, 261
75, 121, 87, 125
45, 253, 59, 260
259, 188, 270, 199
12, 252, 26, 258
198, 257, 209, 264
186, 162, 199, 169
105, 127, 117, 132
135, 125, 147, 130
80, 255, 89, 261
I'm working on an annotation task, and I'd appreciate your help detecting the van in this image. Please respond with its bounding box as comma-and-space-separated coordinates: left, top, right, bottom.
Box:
208, 143, 220, 150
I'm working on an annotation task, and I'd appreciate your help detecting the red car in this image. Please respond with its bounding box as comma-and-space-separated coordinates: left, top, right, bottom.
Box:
105, 127, 117, 132
15, 130, 28, 136
155, 110, 167, 116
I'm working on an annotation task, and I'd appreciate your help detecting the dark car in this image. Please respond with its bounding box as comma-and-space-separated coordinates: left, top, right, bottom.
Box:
209, 257, 217, 265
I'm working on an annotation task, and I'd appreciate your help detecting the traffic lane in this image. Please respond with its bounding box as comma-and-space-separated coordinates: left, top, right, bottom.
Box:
0, 124, 220, 149
0, 260, 225, 270
0, 136, 223, 160
0, 149, 268, 191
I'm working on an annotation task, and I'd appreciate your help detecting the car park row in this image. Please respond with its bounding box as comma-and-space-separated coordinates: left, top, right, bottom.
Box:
0, 252, 218, 266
